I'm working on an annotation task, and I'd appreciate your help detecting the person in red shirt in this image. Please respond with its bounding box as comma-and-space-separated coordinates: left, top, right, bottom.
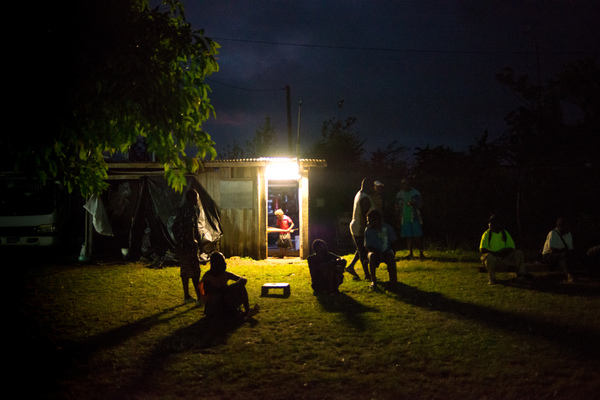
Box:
275, 209, 294, 258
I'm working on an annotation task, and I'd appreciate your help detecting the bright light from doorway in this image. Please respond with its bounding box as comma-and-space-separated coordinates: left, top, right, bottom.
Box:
265, 159, 300, 180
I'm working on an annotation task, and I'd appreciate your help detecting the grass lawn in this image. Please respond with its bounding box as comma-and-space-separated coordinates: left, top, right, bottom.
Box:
14, 250, 600, 400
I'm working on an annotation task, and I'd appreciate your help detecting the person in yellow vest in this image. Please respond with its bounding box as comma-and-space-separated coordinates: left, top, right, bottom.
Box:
479, 214, 533, 284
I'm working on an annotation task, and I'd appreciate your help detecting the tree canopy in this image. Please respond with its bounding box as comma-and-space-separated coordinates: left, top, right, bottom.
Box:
7, 0, 219, 196
245, 115, 279, 158
496, 58, 600, 168
306, 117, 366, 168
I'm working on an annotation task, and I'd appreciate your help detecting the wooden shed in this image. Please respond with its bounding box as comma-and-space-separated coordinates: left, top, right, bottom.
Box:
106, 157, 326, 260
198, 158, 326, 259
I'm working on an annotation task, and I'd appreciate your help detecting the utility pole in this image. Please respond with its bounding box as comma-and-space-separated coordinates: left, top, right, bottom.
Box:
286, 85, 293, 156
296, 100, 302, 158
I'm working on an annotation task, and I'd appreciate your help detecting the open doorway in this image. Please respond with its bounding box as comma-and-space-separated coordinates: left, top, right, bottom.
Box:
267, 180, 300, 258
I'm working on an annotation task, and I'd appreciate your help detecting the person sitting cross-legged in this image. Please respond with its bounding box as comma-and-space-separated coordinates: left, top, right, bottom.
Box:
364, 209, 398, 290
307, 239, 347, 295
479, 214, 533, 285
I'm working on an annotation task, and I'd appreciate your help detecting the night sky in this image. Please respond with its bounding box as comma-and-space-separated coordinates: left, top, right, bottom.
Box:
181, 1, 600, 156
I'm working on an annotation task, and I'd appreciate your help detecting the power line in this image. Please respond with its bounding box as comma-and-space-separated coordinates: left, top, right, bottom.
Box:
206, 78, 285, 92
212, 37, 600, 55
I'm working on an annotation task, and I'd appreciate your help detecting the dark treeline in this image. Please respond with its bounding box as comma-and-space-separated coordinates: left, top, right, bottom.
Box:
303, 59, 600, 254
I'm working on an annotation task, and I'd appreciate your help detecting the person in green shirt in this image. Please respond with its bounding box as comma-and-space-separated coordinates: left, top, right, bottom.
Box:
479, 214, 533, 284
394, 178, 425, 260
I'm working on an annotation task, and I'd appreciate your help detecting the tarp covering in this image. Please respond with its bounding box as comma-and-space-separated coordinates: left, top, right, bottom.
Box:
91, 176, 222, 262
83, 194, 114, 237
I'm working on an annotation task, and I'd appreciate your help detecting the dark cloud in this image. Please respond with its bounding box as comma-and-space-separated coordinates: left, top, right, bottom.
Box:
184, 0, 600, 156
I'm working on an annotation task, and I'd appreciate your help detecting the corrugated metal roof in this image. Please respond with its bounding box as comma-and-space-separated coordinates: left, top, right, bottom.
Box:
202, 158, 327, 167
105, 158, 327, 173
204, 157, 326, 163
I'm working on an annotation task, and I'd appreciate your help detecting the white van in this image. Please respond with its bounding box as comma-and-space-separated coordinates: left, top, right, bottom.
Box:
0, 173, 67, 247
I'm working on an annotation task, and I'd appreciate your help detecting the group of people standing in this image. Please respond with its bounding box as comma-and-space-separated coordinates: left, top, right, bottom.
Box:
345, 177, 425, 291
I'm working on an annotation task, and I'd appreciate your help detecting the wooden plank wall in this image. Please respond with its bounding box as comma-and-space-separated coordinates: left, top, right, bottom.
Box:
195, 167, 263, 259
219, 208, 259, 259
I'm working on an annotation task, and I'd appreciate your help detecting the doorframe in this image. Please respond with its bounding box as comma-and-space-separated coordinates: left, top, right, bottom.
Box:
267, 179, 300, 258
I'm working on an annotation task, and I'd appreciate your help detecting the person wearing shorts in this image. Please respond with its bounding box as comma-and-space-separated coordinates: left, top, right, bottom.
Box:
173, 189, 203, 304
274, 209, 294, 258
394, 178, 425, 260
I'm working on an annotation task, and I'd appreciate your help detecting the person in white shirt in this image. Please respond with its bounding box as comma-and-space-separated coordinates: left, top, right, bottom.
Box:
348, 178, 375, 280
542, 217, 576, 282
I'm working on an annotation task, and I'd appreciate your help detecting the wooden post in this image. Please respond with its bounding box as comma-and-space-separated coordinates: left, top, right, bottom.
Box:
257, 166, 268, 260
299, 165, 310, 259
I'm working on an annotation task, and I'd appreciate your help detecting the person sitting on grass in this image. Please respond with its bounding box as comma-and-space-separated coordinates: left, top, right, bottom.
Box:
479, 214, 533, 285
364, 209, 398, 291
200, 252, 259, 319
307, 239, 347, 295
542, 217, 577, 283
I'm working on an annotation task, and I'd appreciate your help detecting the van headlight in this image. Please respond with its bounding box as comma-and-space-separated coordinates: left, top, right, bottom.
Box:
36, 224, 57, 233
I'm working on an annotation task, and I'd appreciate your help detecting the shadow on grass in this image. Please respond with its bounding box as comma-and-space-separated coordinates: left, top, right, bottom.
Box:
315, 292, 379, 331
22, 302, 201, 399
510, 273, 600, 297
159, 313, 256, 352
473, 266, 600, 297
47, 303, 255, 399
108, 313, 256, 399
386, 282, 600, 361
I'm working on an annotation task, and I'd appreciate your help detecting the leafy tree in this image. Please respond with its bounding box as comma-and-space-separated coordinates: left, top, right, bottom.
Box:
7, 0, 219, 196
553, 59, 600, 164
496, 59, 600, 169
411, 145, 476, 247
245, 115, 279, 158
306, 117, 366, 168
218, 140, 246, 160
496, 59, 600, 241
368, 141, 408, 176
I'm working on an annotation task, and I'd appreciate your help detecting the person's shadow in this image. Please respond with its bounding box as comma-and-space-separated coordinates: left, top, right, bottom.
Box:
384, 282, 600, 360
160, 313, 256, 352
108, 312, 256, 399
315, 292, 379, 331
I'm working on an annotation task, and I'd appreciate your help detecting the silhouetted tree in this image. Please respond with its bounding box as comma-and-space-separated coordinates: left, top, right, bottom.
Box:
245, 115, 279, 158
411, 146, 474, 247
218, 140, 246, 159
497, 59, 600, 243
307, 117, 366, 169
368, 141, 408, 176
6, 0, 219, 196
